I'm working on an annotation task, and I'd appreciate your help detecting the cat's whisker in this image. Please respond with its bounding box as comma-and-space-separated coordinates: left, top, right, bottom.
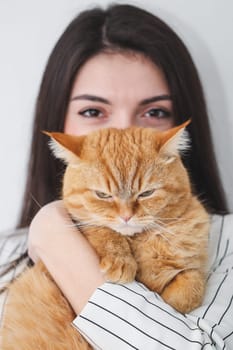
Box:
73, 221, 99, 228
156, 220, 176, 233
144, 221, 178, 244
149, 227, 170, 243
30, 193, 42, 209
156, 217, 187, 223
64, 223, 80, 228
145, 224, 182, 249
154, 216, 186, 232
147, 225, 176, 245
158, 232, 172, 243
153, 221, 176, 236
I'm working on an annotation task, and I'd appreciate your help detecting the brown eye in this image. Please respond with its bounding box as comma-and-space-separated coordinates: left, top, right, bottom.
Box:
79, 108, 103, 118
144, 108, 171, 119
95, 191, 112, 199
138, 189, 155, 198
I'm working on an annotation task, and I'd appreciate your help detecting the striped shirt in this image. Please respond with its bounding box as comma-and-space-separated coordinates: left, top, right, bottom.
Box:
1, 215, 233, 349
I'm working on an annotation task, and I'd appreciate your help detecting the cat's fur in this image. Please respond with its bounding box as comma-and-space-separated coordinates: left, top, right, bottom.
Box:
1, 122, 210, 349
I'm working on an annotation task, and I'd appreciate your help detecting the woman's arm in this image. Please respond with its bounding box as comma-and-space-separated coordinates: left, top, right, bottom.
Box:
28, 201, 105, 314
28, 203, 233, 349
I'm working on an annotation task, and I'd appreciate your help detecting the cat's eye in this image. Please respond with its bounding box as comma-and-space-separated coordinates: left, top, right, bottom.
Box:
144, 108, 171, 119
95, 191, 112, 199
138, 189, 155, 198
79, 108, 103, 118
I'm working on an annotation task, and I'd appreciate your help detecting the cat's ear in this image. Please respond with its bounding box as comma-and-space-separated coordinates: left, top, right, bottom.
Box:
43, 131, 85, 164
158, 120, 190, 164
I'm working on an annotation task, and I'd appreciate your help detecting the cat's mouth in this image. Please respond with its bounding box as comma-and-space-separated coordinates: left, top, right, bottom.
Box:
113, 224, 144, 236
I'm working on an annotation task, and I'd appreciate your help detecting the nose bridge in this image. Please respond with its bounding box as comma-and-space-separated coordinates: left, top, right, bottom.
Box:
118, 199, 134, 217
111, 109, 134, 129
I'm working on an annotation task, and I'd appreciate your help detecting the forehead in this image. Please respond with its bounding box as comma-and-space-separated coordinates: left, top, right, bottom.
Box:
70, 52, 170, 99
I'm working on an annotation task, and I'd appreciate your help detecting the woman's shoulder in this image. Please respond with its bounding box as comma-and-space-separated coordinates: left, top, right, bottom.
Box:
210, 213, 233, 239
208, 213, 233, 270
0, 227, 28, 265
0, 227, 29, 328
0, 227, 29, 287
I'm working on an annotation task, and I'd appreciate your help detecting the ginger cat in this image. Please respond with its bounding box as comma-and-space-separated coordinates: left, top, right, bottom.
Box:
1, 122, 210, 349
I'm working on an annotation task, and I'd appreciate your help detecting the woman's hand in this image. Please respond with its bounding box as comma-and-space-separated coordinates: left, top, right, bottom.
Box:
27, 200, 105, 314
28, 200, 71, 262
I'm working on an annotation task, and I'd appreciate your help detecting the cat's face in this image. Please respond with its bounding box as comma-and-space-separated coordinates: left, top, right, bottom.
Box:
47, 123, 191, 236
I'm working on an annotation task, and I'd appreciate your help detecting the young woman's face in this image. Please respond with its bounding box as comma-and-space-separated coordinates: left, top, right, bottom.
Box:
64, 52, 174, 135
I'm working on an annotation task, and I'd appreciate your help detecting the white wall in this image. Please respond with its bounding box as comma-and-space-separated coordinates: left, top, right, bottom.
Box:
0, 0, 232, 232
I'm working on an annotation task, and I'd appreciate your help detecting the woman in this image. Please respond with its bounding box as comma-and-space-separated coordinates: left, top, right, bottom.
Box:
1, 4, 232, 349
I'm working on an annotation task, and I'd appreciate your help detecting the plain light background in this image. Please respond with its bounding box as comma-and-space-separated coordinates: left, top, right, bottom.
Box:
0, 0, 232, 232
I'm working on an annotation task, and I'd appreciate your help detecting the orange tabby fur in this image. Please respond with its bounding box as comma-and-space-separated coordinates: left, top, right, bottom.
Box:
1, 123, 210, 349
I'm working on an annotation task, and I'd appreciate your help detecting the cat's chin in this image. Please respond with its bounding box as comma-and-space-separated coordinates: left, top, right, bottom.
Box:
113, 226, 144, 236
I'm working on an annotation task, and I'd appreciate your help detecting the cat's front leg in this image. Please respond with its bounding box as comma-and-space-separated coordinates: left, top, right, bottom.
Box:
161, 269, 205, 314
83, 227, 137, 283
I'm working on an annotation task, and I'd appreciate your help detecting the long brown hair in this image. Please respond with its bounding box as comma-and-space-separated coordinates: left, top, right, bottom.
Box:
18, 4, 228, 228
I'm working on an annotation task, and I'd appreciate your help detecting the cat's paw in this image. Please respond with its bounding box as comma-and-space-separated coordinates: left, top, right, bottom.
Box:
161, 270, 205, 313
100, 254, 137, 283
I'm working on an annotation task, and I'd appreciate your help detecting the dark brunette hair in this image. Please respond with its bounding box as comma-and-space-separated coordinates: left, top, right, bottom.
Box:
18, 4, 228, 228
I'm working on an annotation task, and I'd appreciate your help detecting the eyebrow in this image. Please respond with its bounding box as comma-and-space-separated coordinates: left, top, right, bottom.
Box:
139, 94, 172, 105
70, 94, 172, 105
70, 94, 111, 104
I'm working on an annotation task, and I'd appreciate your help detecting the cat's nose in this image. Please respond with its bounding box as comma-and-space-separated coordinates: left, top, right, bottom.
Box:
120, 215, 132, 223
